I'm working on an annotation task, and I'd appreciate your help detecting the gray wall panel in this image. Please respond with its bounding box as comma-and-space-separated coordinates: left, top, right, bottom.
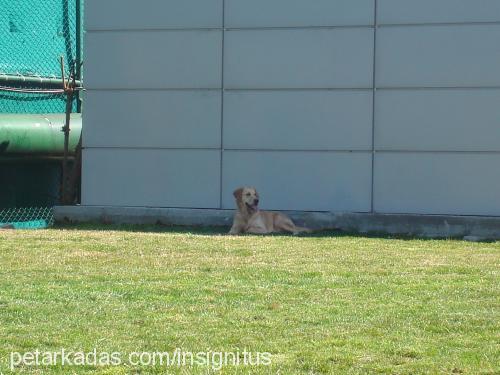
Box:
225, 29, 374, 89
379, 0, 500, 24
224, 90, 373, 150
377, 25, 500, 87
85, 30, 222, 89
83, 90, 221, 148
225, 0, 374, 28
85, 0, 223, 30
222, 151, 372, 211
374, 153, 500, 216
375, 89, 500, 151
81, 2, 500, 217
82, 149, 220, 208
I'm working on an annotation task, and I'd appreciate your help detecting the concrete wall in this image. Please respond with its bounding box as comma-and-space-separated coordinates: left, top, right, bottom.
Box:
83, 0, 500, 216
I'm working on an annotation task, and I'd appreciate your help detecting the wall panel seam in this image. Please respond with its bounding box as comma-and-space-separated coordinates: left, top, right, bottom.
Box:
82, 148, 500, 154
86, 25, 376, 33
375, 150, 500, 154
371, 0, 378, 213
86, 28, 222, 32
378, 21, 500, 28
219, 0, 226, 209
82, 147, 374, 153
84, 87, 500, 91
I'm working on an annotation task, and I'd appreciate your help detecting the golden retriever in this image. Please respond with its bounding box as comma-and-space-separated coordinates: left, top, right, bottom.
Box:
229, 187, 311, 235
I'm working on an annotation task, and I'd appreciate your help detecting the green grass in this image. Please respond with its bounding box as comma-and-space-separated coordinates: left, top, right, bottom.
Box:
0, 224, 498, 374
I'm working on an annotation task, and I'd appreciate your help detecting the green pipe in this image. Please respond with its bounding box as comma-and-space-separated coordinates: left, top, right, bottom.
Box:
0, 114, 81, 155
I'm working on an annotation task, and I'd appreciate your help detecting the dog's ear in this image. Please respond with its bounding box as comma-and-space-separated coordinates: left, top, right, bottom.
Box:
233, 187, 243, 202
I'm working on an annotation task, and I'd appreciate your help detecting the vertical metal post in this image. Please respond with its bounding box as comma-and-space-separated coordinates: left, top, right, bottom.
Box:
63, 89, 73, 204
60, 56, 75, 205
75, 0, 83, 113
59, 0, 83, 205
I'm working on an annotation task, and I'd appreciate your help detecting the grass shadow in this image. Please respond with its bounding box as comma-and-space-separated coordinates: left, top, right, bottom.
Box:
51, 222, 490, 242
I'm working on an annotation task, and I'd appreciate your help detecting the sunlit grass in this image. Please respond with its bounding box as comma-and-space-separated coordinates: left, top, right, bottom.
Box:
0, 225, 498, 374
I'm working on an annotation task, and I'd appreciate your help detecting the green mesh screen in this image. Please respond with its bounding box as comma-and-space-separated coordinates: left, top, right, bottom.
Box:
0, 91, 70, 113
0, 0, 82, 113
0, 0, 82, 224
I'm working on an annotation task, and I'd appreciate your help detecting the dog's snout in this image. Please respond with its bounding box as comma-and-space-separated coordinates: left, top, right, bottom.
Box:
254, 199, 259, 205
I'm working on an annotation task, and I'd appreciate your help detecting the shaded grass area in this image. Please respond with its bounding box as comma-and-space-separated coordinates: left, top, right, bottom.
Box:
0, 224, 498, 374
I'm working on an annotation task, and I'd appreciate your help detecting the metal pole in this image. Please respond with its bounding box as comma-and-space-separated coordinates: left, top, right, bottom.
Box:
60, 56, 75, 205
0, 74, 82, 88
75, 0, 83, 113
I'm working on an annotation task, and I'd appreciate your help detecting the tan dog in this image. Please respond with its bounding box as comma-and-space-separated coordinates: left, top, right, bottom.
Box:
229, 187, 311, 235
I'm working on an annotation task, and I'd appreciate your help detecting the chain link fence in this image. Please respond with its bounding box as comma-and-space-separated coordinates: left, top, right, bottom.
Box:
0, 0, 82, 113
0, 0, 82, 228
0, 207, 54, 229
0, 91, 70, 113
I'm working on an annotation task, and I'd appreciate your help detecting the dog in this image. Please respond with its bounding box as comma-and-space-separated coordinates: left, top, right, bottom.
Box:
229, 187, 311, 235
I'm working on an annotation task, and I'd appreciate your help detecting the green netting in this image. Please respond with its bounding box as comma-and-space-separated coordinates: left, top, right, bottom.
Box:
0, 0, 82, 114
0, 207, 54, 229
0, 91, 72, 113
0, 1, 81, 224
0, 0, 77, 77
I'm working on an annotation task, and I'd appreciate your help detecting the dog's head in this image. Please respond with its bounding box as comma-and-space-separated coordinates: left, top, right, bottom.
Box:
233, 186, 260, 213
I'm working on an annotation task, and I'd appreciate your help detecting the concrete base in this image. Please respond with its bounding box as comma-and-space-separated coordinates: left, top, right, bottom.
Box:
54, 205, 500, 240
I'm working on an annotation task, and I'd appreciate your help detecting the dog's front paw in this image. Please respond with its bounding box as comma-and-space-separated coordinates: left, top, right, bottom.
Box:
228, 227, 242, 235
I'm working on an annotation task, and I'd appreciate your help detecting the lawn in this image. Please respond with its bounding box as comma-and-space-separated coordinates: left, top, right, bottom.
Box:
0, 225, 498, 374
